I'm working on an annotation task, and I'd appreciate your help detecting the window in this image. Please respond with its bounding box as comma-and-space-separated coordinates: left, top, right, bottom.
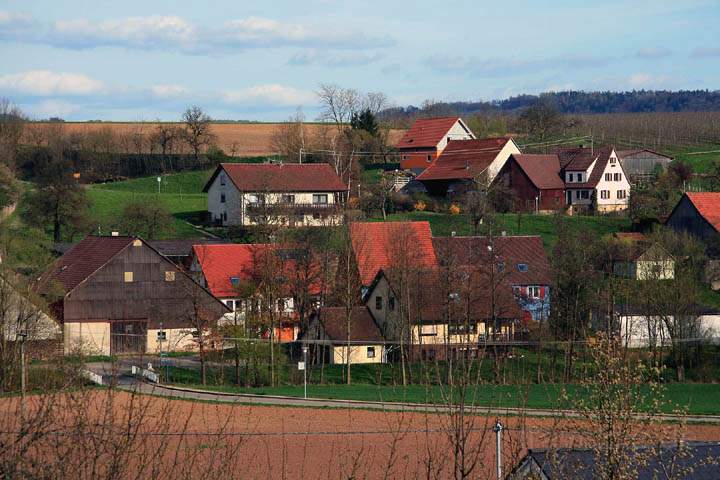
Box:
220, 193, 226, 203
124, 271, 133, 282
157, 331, 166, 341
610, 156, 616, 164
605, 173, 612, 181
230, 276, 240, 286
575, 190, 581, 199
165, 271, 175, 282
600, 190, 610, 199
427, 155, 432, 162
403, 155, 407, 160
449, 292, 460, 303
517, 263, 528, 272
617, 190, 627, 199
449, 323, 477, 335
222, 211, 228, 222
225, 300, 235, 311
568, 173, 574, 182
281, 194, 295, 204
277, 299, 285, 312
614, 173, 622, 181
497, 261, 505, 273
366, 346, 376, 358
581, 190, 589, 199
389, 297, 395, 311
312, 194, 328, 204
375, 296, 383, 310
220, 173, 226, 186
421, 324, 437, 336
528, 286, 540, 299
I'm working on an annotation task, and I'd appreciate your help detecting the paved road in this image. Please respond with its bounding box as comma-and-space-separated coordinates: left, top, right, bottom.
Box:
86, 361, 720, 425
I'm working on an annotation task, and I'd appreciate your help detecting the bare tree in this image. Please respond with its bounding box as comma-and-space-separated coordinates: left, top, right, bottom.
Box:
0, 98, 25, 168
271, 108, 307, 162
182, 106, 215, 164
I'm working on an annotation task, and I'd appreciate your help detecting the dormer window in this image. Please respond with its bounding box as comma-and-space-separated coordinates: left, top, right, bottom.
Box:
517, 263, 528, 273
230, 276, 240, 286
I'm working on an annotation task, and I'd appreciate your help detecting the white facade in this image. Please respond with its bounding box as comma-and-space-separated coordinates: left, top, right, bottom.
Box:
207, 171, 343, 227
435, 119, 476, 153
595, 150, 631, 212
486, 138, 522, 183
619, 314, 720, 348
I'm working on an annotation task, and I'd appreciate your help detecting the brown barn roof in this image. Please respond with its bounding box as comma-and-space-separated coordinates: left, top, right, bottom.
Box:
202, 163, 348, 193
317, 306, 384, 342
563, 147, 616, 189
39, 236, 134, 293
396, 117, 467, 149
432, 235, 552, 286
617, 149, 673, 160
511, 154, 565, 190
416, 138, 510, 181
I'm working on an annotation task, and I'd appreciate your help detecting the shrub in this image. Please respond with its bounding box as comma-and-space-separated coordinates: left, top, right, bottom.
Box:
414, 200, 426, 211
449, 204, 461, 215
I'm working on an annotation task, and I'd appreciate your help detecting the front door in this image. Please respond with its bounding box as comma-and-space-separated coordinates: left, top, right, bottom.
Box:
111, 321, 147, 354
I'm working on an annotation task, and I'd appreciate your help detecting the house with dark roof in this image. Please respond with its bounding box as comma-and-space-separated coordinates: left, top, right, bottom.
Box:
558, 146, 631, 213
610, 232, 675, 280
666, 192, 720, 249
202, 163, 348, 227
416, 137, 522, 196
617, 148, 673, 184
497, 154, 566, 212
396, 117, 475, 172
510, 442, 720, 479
299, 306, 386, 364
190, 243, 324, 342
37, 235, 229, 355
432, 235, 552, 321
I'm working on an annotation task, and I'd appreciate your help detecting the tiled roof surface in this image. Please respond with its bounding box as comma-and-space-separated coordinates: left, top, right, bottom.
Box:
202, 163, 348, 193
511, 154, 565, 190
557, 146, 596, 170
686, 192, 720, 233
432, 235, 552, 286
563, 147, 614, 189
40, 236, 134, 293
350, 221, 437, 286
416, 138, 510, 181
316, 306, 384, 342
396, 117, 463, 149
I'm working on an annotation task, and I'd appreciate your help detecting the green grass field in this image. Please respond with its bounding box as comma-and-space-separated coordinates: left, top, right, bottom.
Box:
667, 146, 720, 174
377, 211, 631, 249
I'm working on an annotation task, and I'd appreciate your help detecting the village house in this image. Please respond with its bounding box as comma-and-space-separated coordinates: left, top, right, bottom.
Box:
558, 146, 631, 213
202, 163, 348, 227
299, 306, 386, 365
349, 221, 438, 289
396, 117, 475, 172
433, 235, 552, 322
611, 232, 675, 280
190, 243, 323, 342
37, 235, 229, 355
617, 148, 673, 185
666, 192, 720, 247
497, 154, 566, 212
416, 137, 522, 196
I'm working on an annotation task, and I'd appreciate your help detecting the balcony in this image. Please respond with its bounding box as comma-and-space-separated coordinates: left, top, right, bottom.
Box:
246, 201, 341, 216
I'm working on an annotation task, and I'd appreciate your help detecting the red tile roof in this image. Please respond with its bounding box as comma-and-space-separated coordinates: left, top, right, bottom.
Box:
192, 244, 325, 298
416, 138, 510, 182
396, 117, 466, 149
39, 236, 134, 293
202, 163, 348, 193
432, 235, 552, 286
511, 154, 565, 190
350, 221, 437, 286
315, 306, 384, 342
686, 192, 720, 233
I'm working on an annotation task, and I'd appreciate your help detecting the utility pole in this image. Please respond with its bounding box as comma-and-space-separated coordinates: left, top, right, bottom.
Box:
18, 330, 27, 421
493, 419, 504, 480
299, 147, 304, 163
302, 345, 308, 399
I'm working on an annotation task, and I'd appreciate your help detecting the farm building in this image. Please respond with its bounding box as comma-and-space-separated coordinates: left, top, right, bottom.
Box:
611, 232, 675, 280
617, 149, 672, 184
37, 235, 229, 355
666, 192, 720, 249
189, 243, 324, 342
300, 306, 386, 364
558, 146, 631, 213
497, 154, 566, 212
416, 137, 521, 196
396, 117, 475, 172
202, 163, 348, 227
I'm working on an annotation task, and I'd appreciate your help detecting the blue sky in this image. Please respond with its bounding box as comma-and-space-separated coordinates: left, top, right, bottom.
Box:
0, 0, 718, 121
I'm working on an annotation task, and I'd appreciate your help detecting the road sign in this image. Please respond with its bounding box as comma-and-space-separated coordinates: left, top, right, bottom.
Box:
298, 361, 305, 371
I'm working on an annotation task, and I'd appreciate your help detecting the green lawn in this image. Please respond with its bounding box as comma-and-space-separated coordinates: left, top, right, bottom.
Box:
377, 211, 631, 249
667, 145, 720, 174
166, 381, 720, 416
93, 169, 213, 195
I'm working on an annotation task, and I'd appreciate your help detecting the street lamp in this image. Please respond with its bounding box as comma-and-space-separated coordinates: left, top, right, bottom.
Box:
157, 176, 162, 195
302, 345, 309, 399
493, 419, 504, 480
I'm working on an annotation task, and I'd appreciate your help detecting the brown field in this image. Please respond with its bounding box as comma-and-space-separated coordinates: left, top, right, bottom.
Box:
24, 122, 406, 157
3, 390, 719, 479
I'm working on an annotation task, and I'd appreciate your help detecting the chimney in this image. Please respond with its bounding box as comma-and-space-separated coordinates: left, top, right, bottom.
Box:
111, 231, 119, 237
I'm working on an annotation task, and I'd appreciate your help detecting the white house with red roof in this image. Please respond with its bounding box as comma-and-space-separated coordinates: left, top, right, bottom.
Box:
396, 117, 475, 172
202, 163, 348, 227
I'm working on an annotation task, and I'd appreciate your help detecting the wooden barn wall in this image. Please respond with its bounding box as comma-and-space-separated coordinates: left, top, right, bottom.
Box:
63, 243, 227, 329
666, 197, 719, 242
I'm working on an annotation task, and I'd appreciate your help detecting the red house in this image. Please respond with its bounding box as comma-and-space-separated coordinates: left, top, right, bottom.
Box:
396, 117, 475, 172
497, 154, 566, 212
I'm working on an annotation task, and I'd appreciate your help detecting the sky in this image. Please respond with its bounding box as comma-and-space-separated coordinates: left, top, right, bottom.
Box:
0, 0, 718, 121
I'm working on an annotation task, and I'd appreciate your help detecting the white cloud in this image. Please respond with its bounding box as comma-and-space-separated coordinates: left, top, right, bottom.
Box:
31, 99, 80, 118
0, 11, 394, 54
690, 47, 720, 58
426, 53, 611, 78
0, 70, 104, 96
150, 84, 189, 97
627, 73, 672, 88
287, 50, 385, 67
635, 47, 672, 59
222, 84, 315, 106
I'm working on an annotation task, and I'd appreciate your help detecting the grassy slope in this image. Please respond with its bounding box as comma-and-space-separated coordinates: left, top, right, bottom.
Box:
377, 211, 630, 249
667, 146, 720, 174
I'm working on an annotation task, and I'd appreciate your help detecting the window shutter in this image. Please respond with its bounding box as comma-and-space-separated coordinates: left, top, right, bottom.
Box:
540, 286, 545, 298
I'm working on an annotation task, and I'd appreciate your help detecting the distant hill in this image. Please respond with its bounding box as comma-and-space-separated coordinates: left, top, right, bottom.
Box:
381, 90, 720, 120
